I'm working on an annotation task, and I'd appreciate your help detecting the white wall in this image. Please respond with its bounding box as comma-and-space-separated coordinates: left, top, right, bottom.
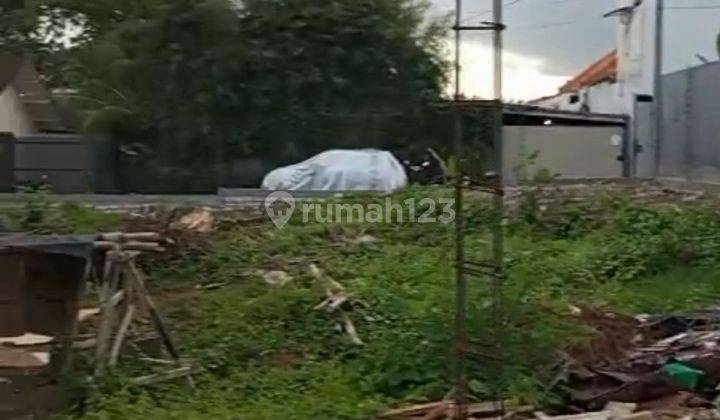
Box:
584, 82, 622, 114
0, 85, 34, 137
503, 125, 625, 185
533, 0, 658, 117
615, 0, 657, 115
531, 92, 582, 112
531, 82, 622, 115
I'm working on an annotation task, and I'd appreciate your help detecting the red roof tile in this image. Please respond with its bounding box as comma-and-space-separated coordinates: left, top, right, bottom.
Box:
559, 50, 617, 93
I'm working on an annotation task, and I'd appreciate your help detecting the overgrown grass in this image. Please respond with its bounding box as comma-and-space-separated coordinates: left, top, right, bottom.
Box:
0, 197, 122, 234
69, 186, 720, 419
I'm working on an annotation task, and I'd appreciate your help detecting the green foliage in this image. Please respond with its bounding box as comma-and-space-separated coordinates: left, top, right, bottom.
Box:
67, 188, 720, 418
59, 202, 124, 233
513, 151, 560, 230
1, 185, 122, 233
15, 182, 71, 233
7, 0, 448, 191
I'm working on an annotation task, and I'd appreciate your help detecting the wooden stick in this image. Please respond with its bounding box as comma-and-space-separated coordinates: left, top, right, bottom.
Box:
342, 313, 364, 346
309, 264, 346, 292
127, 263, 197, 391
127, 263, 181, 361
131, 366, 193, 386
121, 242, 165, 252
58, 259, 91, 376
99, 232, 163, 242
139, 357, 176, 366
314, 294, 349, 312
108, 290, 125, 307
95, 260, 121, 374
74, 338, 97, 350
95, 241, 165, 252
98, 254, 113, 299
109, 304, 135, 366
382, 401, 448, 418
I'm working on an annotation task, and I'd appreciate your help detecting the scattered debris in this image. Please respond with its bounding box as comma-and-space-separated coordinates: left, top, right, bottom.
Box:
175, 208, 214, 233
130, 366, 193, 386
258, 270, 292, 287
309, 264, 364, 346
381, 400, 450, 419
341, 313, 363, 346
139, 357, 178, 366
534, 411, 610, 420
78, 308, 101, 323
93, 232, 195, 389
119, 207, 214, 252
0, 348, 50, 369
560, 306, 720, 418
195, 282, 228, 291
0, 334, 54, 347
350, 234, 379, 245
73, 338, 97, 350
381, 399, 532, 419
567, 306, 644, 366
605, 402, 638, 419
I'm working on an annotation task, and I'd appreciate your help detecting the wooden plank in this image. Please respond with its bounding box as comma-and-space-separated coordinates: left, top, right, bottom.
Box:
73, 338, 96, 350
382, 401, 447, 418
98, 232, 162, 242
0, 334, 54, 347
131, 366, 192, 386
95, 259, 121, 374
109, 304, 135, 366
95, 241, 164, 252
138, 357, 175, 366
0, 348, 50, 369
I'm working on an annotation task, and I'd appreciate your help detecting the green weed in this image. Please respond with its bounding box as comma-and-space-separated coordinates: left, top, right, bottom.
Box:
68, 187, 720, 419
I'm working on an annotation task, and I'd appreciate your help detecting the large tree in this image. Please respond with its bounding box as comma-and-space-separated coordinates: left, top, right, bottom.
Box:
3, 0, 448, 191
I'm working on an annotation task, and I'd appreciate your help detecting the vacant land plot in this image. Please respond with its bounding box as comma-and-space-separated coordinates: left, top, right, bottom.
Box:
9, 184, 718, 419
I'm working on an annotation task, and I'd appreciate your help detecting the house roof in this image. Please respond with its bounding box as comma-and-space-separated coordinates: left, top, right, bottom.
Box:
559, 50, 617, 93
0, 54, 77, 133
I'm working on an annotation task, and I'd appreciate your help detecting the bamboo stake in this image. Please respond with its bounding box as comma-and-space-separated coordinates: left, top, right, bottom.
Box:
95, 258, 121, 374
109, 304, 135, 366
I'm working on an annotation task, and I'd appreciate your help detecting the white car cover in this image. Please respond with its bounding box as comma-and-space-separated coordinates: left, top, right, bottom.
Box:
262, 149, 408, 192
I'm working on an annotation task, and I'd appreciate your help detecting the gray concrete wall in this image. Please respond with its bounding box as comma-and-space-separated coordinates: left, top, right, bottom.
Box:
503, 125, 625, 185
659, 61, 720, 183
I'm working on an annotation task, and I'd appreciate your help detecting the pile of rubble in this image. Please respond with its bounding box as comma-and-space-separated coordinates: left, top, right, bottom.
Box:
381, 305, 720, 420
559, 306, 720, 419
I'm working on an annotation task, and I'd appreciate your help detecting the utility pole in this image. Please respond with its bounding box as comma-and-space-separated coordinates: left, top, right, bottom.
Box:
493, 0, 503, 103
653, 0, 664, 177
454, 0, 462, 101
490, 0, 506, 414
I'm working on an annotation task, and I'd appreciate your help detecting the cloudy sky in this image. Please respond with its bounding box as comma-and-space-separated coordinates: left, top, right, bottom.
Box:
428, 0, 720, 100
